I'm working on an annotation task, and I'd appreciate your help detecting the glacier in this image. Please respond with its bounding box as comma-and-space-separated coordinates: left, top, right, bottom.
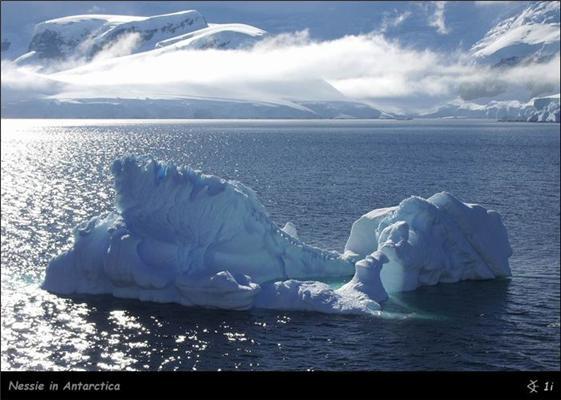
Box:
421, 94, 560, 123
43, 156, 512, 316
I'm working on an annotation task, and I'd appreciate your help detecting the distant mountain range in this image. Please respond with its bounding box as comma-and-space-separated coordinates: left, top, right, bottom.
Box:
1, 2, 559, 121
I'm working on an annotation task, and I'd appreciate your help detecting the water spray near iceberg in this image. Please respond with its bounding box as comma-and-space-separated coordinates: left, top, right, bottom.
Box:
43, 156, 512, 315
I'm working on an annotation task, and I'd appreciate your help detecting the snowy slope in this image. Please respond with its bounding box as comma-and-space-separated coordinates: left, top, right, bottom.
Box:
471, 1, 560, 64
155, 23, 266, 50
84, 10, 208, 55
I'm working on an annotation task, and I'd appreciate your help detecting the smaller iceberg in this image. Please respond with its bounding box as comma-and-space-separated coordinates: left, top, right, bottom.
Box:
43, 156, 512, 316
344, 193, 512, 293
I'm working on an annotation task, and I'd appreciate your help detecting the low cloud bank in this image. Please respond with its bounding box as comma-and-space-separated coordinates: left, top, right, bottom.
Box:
2, 30, 559, 113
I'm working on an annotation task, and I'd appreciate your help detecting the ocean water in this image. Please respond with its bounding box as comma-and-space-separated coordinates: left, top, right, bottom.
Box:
1, 118, 559, 371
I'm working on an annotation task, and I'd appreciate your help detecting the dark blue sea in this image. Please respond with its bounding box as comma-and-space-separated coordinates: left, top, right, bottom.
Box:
1, 119, 559, 370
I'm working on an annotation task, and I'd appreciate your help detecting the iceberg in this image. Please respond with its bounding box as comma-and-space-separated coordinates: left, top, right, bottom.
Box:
43, 156, 355, 310
43, 156, 512, 315
344, 193, 513, 293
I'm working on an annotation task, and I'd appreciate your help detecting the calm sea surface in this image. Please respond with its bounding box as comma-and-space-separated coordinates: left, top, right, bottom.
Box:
1, 119, 559, 370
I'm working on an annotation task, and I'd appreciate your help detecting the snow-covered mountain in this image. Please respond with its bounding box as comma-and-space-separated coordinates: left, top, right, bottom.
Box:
2, 9, 387, 119
1, 3, 559, 120
13, 10, 268, 69
470, 1, 560, 65
437, 1, 560, 122
155, 23, 266, 51
421, 94, 560, 122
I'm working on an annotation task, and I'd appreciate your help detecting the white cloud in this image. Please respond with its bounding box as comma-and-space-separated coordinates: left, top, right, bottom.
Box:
428, 1, 450, 35
92, 32, 142, 61
254, 29, 311, 49
2, 31, 559, 113
378, 10, 412, 33
48, 33, 449, 103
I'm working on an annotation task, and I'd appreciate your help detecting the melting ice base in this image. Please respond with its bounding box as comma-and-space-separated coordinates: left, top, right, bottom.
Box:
43, 156, 512, 316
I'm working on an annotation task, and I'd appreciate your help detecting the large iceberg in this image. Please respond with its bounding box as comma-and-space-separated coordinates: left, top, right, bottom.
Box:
43, 156, 512, 315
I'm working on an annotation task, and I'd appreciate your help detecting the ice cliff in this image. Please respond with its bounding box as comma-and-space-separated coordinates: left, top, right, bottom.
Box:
43, 157, 512, 315
422, 94, 560, 122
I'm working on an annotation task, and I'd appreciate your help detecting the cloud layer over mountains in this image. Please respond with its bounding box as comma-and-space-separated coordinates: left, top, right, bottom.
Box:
1, 1, 559, 118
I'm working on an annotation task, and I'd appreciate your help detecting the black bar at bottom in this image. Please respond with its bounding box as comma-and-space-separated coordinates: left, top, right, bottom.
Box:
1, 371, 559, 399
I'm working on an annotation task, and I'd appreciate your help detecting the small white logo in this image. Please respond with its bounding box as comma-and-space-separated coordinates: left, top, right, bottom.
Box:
527, 379, 539, 394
